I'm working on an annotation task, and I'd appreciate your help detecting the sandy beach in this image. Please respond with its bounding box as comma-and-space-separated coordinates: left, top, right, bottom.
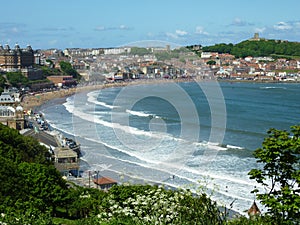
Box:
21, 78, 198, 111
21, 83, 107, 111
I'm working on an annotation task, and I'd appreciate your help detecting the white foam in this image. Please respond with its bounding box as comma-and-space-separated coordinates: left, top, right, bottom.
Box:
226, 144, 244, 150
87, 91, 116, 109
126, 109, 158, 118
58, 91, 259, 215
260, 86, 287, 90
47, 123, 75, 137
194, 141, 231, 151
64, 98, 180, 143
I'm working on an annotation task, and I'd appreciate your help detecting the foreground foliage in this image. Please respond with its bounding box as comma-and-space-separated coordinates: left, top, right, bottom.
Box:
1, 123, 299, 224
97, 184, 225, 224
249, 125, 300, 224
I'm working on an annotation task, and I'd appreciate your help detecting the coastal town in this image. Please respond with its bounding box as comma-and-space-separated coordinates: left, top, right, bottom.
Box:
0, 33, 299, 223
1, 34, 300, 185
38, 37, 300, 83
1, 34, 299, 90
2, 0, 300, 223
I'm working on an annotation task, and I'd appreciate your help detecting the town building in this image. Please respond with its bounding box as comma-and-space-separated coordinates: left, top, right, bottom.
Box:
63, 48, 104, 57
0, 90, 24, 130
53, 147, 80, 173
93, 176, 117, 190
47, 75, 77, 87
0, 44, 34, 71
22, 127, 81, 175
104, 47, 131, 55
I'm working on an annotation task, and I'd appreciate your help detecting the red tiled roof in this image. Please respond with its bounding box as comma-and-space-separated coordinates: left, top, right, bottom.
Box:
93, 176, 117, 185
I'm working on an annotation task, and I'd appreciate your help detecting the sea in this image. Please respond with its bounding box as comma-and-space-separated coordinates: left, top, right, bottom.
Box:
40, 80, 300, 215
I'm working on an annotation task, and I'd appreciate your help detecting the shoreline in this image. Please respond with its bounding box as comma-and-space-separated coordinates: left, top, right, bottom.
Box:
21, 78, 196, 111
21, 77, 300, 111
24, 79, 254, 217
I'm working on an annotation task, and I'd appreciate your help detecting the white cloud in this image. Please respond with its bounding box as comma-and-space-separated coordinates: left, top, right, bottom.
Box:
231, 18, 254, 26
165, 32, 179, 39
295, 22, 300, 28
0, 22, 25, 36
175, 29, 187, 36
195, 26, 209, 35
165, 29, 188, 39
94, 25, 132, 31
95, 26, 105, 31
273, 22, 292, 30
254, 27, 266, 33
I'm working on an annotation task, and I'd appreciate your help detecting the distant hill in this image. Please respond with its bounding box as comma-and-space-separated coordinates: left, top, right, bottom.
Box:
192, 39, 300, 59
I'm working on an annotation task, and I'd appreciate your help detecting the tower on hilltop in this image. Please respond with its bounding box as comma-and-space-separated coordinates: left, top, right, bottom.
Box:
249, 33, 265, 41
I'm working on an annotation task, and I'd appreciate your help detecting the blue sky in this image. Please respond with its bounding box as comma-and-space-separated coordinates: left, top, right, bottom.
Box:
1, 0, 300, 49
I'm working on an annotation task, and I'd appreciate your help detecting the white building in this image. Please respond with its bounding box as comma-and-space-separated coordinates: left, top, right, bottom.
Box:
104, 47, 131, 55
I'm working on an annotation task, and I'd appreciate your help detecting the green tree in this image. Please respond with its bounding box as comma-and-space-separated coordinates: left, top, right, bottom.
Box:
0, 156, 23, 209
0, 123, 51, 164
206, 60, 216, 65
67, 187, 107, 219
129, 47, 151, 56
6, 71, 29, 87
202, 40, 300, 58
59, 61, 81, 80
17, 162, 68, 213
0, 74, 6, 93
248, 125, 300, 223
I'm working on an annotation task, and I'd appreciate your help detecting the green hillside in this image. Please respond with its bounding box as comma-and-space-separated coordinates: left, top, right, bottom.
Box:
200, 39, 300, 58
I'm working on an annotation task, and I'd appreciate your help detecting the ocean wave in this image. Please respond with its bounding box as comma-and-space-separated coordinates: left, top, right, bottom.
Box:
260, 86, 287, 90
87, 91, 116, 109
126, 109, 160, 118
46, 106, 255, 215
193, 141, 244, 151
80, 132, 254, 189
81, 134, 254, 188
226, 144, 245, 150
65, 96, 238, 154
63, 97, 190, 146
46, 120, 75, 137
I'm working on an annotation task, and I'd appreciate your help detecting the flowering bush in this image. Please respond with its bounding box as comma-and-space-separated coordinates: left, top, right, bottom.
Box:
95, 184, 225, 225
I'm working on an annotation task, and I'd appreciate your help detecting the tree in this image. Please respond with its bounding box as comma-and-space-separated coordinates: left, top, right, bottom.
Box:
129, 47, 151, 56
206, 60, 216, 65
17, 162, 68, 213
201, 40, 300, 58
0, 123, 51, 164
0, 74, 6, 93
248, 125, 300, 223
67, 187, 106, 219
59, 61, 81, 80
0, 156, 23, 209
6, 71, 29, 87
